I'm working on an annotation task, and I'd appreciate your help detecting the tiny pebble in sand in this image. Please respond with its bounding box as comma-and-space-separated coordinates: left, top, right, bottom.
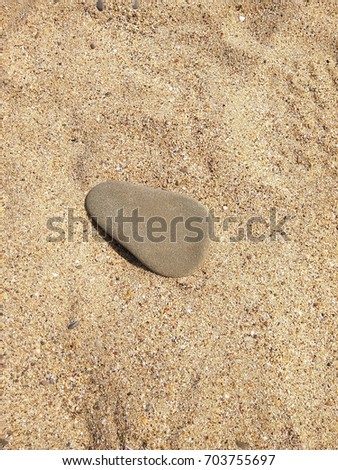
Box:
96, 1, 104, 12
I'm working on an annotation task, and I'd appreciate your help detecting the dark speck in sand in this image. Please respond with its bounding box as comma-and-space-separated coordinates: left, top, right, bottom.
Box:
96, 1, 104, 11
68, 320, 80, 330
236, 440, 250, 449
0, 438, 9, 449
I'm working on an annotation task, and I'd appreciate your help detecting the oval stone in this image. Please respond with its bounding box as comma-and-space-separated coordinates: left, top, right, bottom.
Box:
85, 181, 210, 277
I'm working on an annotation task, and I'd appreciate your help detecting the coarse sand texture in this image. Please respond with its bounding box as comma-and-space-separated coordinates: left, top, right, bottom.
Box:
3, 0, 338, 450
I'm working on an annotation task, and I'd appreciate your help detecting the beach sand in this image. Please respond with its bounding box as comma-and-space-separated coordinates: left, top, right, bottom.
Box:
3, 0, 337, 449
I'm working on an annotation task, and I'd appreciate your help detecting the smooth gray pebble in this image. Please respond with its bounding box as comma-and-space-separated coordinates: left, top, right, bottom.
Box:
96, 1, 104, 11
